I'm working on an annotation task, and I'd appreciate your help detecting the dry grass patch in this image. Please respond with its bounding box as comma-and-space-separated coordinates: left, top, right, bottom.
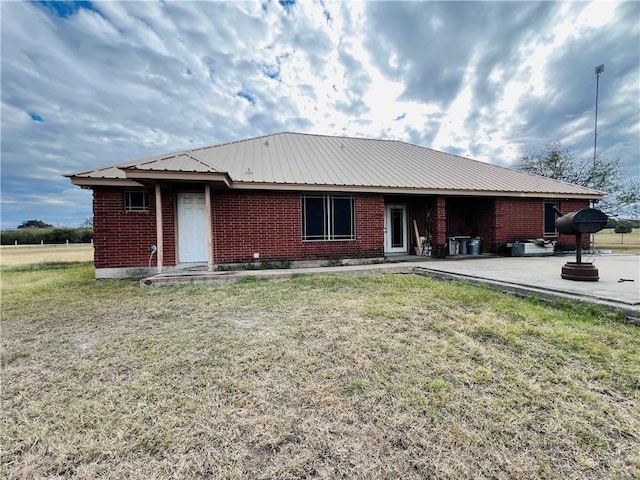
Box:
594, 229, 640, 253
1, 265, 639, 479
0, 244, 94, 267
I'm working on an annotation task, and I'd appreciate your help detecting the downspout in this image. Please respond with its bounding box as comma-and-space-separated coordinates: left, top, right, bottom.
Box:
155, 183, 163, 273
205, 183, 213, 271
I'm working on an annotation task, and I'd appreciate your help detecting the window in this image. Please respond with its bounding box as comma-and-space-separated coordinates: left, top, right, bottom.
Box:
124, 191, 149, 212
543, 200, 559, 236
302, 194, 355, 241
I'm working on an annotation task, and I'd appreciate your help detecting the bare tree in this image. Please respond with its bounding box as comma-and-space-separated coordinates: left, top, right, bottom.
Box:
517, 141, 640, 217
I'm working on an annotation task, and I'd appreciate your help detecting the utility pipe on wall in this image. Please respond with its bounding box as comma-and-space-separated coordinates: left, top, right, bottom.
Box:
149, 245, 157, 267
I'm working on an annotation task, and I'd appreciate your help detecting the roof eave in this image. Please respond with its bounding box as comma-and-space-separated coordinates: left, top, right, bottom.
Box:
124, 170, 231, 187
228, 181, 603, 199
68, 177, 145, 188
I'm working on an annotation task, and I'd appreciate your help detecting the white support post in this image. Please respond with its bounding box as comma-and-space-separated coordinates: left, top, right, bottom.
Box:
155, 183, 163, 273
205, 183, 213, 271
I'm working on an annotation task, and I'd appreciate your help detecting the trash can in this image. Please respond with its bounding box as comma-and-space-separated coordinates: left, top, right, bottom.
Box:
468, 238, 481, 255
459, 239, 468, 254
448, 238, 458, 256
511, 242, 524, 257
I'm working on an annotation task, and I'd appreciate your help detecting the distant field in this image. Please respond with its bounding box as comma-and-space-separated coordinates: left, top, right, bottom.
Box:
593, 228, 640, 253
0, 244, 94, 267
0, 230, 636, 268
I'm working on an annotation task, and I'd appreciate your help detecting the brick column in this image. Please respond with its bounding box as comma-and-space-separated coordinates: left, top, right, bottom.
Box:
432, 196, 447, 247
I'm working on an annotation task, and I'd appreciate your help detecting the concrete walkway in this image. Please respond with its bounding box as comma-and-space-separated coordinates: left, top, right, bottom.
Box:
141, 254, 640, 320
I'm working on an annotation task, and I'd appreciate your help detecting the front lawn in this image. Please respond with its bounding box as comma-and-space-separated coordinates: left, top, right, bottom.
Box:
1, 264, 638, 479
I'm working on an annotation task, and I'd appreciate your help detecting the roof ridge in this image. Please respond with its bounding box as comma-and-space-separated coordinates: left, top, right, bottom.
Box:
199, 131, 408, 144
190, 132, 279, 152
118, 132, 406, 162
185, 151, 224, 172
122, 151, 224, 173
63, 159, 142, 177
281, 131, 406, 143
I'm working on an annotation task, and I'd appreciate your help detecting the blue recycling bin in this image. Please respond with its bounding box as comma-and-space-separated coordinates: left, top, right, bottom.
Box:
459, 239, 469, 254
468, 239, 481, 255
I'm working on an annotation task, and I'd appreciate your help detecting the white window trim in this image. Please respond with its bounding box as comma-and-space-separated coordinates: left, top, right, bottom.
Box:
124, 190, 149, 212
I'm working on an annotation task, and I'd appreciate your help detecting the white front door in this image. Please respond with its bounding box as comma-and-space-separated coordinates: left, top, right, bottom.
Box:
177, 192, 208, 263
385, 204, 407, 254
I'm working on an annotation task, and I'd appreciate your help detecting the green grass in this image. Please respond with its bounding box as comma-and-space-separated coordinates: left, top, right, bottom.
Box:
1, 264, 639, 479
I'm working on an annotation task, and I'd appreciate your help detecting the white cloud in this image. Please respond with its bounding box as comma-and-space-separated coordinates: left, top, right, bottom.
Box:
0, 0, 638, 228
576, 1, 618, 29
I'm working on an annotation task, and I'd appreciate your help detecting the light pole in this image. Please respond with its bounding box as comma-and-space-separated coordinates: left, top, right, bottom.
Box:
593, 64, 604, 167
590, 64, 604, 254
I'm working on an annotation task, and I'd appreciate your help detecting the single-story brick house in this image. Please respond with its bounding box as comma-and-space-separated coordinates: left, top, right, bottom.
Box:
66, 132, 603, 278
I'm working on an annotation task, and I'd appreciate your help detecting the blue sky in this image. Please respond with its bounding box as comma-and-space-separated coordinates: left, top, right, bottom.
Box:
1, 0, 638, 228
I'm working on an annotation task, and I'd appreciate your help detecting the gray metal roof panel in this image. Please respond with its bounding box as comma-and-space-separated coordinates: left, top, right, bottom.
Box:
123, 153, 223, 173
67, 132, 602, 196
66, 163, 135, 179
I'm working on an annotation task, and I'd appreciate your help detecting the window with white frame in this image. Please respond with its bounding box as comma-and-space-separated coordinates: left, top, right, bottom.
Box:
543, 200, 559, 236
302, 194, 355, 241
124, 191, 149, 212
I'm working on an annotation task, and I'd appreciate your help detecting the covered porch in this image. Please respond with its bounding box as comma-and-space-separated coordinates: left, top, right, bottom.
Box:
383, 194, 495, 257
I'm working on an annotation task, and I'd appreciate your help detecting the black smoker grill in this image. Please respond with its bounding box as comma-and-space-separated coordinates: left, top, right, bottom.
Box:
554, 207, 608, 281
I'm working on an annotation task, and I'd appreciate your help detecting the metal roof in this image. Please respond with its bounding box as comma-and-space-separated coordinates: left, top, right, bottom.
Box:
66, 132, 603, 198
122, 153, 224, 173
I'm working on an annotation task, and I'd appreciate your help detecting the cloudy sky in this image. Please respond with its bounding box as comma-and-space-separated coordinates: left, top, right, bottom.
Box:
1, 0, 638, 228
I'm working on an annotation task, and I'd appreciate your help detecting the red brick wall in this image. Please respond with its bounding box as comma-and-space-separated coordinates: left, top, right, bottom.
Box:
93, 188, 175, 268
93, 186, 593, 268
493, 197, 591, 251
555, 199, 595, 249
493, 198, 543, 250
475, 203, 494, 252
446, 197, 494, 239
212, 191, 384, 264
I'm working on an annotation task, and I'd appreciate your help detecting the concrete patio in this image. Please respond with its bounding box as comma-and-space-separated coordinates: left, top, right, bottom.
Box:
412, 254, 639, 320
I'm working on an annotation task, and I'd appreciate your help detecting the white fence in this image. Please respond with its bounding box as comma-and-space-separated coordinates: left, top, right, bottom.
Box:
2, 241, 94, 248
